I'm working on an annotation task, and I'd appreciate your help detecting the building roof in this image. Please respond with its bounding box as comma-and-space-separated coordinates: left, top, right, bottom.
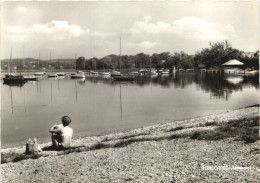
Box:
222, 59, 244, 66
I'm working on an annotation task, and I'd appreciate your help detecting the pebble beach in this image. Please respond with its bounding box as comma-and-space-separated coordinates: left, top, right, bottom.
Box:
1, 106, 259, 183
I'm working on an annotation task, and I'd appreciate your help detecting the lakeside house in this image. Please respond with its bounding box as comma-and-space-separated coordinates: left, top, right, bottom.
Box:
222, 59, 245, 74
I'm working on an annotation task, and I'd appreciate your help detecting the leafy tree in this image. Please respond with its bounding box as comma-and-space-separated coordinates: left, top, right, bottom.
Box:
76, 57, 85, 70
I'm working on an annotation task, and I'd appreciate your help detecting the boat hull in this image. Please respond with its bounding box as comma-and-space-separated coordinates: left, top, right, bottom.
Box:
57, 73, 66, 76
111, 74, 121, 77
99, 72, 110, 75
71, 75, 85, 79
3, 75, 27, 84
24, 77, 38, 81
113, 75, 135, 81
47, 75, 57, 78
34, 72, 46, 76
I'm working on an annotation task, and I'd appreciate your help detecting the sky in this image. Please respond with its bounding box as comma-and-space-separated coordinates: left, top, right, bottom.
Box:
0, 1, 258, 60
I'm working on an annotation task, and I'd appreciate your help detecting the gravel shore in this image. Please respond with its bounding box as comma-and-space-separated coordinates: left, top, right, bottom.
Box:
1, 107, 259, 183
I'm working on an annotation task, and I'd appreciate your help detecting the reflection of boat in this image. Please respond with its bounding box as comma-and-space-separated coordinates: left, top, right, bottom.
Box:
71, 72, 85, 79
151, 74, 158, 79
3, 74, 27, 84
113, 74, 135, 81
99, 74, 111, 79
57, 72, 66, 76
3, 82, 26, 87
225, 76, 244, 84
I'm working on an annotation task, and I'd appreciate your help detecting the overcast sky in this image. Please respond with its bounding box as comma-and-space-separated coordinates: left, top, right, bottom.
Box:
0, 1, 258, 60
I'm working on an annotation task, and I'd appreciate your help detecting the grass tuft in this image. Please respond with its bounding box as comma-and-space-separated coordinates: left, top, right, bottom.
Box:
193, 117, 259, 143
190, 131, 200, 139
167, 126, 184, 132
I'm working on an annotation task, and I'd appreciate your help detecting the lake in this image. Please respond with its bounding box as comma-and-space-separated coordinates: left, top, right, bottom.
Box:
1, 72, 259, 148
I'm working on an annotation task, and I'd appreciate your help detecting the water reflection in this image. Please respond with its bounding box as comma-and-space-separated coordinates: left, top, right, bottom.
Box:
58, 73, 259, 100
225, 76, 244, 85
1, 72, 259, 148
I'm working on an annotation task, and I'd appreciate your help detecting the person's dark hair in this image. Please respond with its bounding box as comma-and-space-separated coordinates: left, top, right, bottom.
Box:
61, 116, 71, 126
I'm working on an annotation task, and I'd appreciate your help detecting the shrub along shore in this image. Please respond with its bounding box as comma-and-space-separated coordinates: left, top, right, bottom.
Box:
1, 105, 259, 182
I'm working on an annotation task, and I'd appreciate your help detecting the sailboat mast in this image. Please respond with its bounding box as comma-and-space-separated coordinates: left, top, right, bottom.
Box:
22, 46, 25, 72
75, 53, 77, 70
38, 52, 40, 70
50, 52, 52, 71
8, 48, 12, 73
119, 36, 121, 71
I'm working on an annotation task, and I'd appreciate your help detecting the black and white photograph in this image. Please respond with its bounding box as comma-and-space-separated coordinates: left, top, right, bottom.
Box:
0, 1, 259, 182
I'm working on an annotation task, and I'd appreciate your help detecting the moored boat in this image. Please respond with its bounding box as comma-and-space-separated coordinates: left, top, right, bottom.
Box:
113, 74, 135, 81
149, 69, 158, 75
130, 71, 139, 75
111, 70, 121, 77
47, 73, 58, 78
71, 72, 85, 79
3, 74, 27, 84
159, 69, 170, 74
34, 72, 46, 76
99, 72, 110, 75
57, 72, 66, 76
24, 75, 38, 81
90, 71, 99, 74
244, 69, 259, 75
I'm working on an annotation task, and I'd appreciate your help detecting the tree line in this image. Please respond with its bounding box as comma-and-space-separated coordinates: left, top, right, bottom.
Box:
76, 41, 259, 71
1, 41, 258, 71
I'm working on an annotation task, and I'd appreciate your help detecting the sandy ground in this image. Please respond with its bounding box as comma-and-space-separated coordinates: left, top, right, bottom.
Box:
1, 107, 259, 183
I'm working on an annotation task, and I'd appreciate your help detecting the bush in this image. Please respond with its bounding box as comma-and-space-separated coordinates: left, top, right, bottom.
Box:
190, 132, 200, 139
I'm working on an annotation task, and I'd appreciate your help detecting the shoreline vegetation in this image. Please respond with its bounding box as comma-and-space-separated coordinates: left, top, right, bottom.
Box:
1, 41, 259, 72
1, 105, 259, 164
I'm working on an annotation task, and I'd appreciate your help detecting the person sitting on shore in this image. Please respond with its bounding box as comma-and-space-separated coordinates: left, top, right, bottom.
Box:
49, 116, 73, 149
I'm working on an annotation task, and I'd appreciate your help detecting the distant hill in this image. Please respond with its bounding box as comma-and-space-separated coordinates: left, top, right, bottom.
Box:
1, 58, 76, 70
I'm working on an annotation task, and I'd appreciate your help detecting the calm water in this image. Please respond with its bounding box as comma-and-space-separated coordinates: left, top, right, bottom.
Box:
1, 72, 259, 148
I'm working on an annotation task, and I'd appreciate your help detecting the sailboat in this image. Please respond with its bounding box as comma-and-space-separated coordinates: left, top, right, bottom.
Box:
24, 74, 38, 81
111, 70, 121, 77
47, 54, 58, 78
110, 38, 122, 77
23, 51, 38, 81
112, 37, 135, 81
71, 72, 85, 79
34, 52, 46, 76
3, 48, 27, 84
34, 72, 46, 76
99, 61, 110, 75
57, 72, 66, 76
56, 58, 66, 76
